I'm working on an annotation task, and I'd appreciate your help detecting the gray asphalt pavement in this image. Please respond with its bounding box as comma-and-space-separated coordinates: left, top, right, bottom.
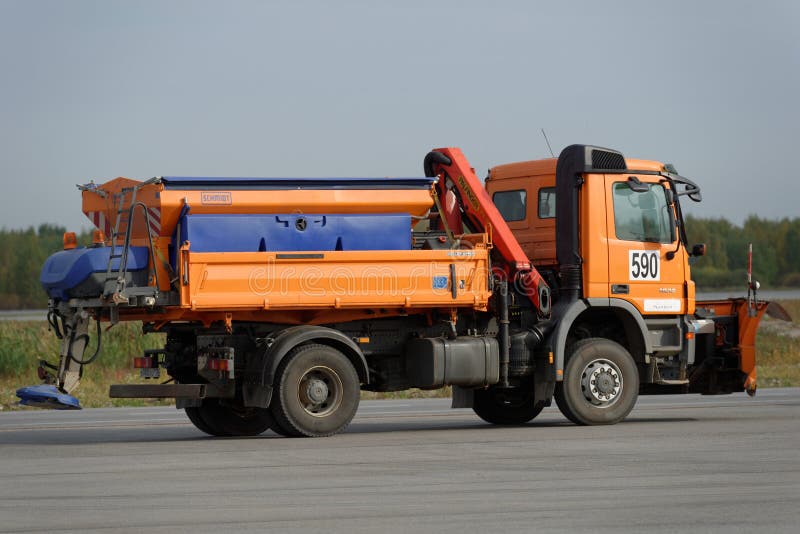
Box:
0, 389, 798, 533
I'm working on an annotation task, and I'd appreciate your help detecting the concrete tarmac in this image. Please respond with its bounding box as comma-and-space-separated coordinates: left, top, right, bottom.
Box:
0, 389, 798, 533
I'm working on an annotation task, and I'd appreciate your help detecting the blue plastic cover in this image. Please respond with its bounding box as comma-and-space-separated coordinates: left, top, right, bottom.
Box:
40, 246, 150, 300
160, 176, 435, 190
181, 213, 412, 253
16, 385, 81, 410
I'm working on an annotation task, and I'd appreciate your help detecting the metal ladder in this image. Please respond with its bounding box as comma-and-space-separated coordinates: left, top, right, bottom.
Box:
104, 186, 139, 303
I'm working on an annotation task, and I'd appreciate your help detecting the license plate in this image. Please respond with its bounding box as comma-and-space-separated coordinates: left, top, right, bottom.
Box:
140, 368, 161, 379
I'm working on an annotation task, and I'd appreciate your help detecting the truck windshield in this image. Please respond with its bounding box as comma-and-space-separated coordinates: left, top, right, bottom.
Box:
612, 182, 675, 244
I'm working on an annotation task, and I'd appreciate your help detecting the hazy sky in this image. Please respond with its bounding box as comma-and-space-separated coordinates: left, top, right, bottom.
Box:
1, 0, 798, 231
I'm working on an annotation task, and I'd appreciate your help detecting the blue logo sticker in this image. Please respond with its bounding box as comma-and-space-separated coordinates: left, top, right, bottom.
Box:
432, 276, 448, 290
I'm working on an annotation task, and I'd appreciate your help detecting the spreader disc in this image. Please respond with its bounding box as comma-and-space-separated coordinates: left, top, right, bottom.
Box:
16, 385, 81, 410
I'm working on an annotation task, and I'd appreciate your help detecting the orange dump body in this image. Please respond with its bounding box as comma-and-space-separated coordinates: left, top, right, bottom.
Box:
80, 176, 492, 326
83, 178, 436, 235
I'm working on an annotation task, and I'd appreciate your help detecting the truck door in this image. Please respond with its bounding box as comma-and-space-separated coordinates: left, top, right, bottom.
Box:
604, 176, 686, 315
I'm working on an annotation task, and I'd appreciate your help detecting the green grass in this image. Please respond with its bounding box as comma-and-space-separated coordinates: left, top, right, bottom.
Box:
755, 299, 799, 388
1, 300, 798, 410
0, 320, 165, 376
770, 299, 800, 320
0, 321, 166, 410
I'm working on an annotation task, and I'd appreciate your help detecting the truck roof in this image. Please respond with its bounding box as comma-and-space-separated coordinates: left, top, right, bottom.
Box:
488, 157, 666, 181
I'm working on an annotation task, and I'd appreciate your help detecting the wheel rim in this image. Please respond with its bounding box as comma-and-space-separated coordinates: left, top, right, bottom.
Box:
579, 358, 623, 407
296, 365, 343, 417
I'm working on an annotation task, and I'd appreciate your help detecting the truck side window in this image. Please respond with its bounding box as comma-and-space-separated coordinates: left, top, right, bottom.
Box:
612, 182, 675, 243
493, 190, 527, 222
538, 187, 555, 219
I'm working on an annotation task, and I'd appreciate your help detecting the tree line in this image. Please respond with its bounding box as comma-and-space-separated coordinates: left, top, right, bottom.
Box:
0, 225, 92, 309
685, 215, 800, 289
0, 217, 797, 309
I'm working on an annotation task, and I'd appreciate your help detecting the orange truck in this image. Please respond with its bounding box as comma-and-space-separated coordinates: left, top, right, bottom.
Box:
21, 144, 788, 436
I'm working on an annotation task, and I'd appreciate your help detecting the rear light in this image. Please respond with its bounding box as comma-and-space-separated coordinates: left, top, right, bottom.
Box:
63, 232, 77, 250
133, 357, 154, 368
92, 229, 106, 245
208, 359, 230, 371
200, 347, 235, 378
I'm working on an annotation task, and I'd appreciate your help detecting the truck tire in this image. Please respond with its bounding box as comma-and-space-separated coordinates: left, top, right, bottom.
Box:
270, 343, 360, 437
473, 387, 545, 425
185, 406, 217, 435
185, 398, 274, 437
268, 415, 301, 437
555, 338, 639, 425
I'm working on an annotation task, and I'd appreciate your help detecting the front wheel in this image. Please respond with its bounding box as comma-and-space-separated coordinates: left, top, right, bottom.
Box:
473, 386, 545, 425
555, 338, 639, 425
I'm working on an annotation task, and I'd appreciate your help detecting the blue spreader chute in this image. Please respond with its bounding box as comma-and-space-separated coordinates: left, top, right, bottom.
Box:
16, 385, 81, 410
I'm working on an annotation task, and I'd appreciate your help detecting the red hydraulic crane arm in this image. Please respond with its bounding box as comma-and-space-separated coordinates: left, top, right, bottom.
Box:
424, 147, 551, 316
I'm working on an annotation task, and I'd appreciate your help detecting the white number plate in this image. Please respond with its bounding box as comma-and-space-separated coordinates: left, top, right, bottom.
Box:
644, 299, 681, 312
629, 250, 660, 281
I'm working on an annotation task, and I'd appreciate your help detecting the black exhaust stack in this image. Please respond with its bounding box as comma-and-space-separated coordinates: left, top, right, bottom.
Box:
555, 145, 627, 303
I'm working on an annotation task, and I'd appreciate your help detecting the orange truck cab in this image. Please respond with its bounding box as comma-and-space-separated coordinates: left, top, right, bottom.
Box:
20, 144, 786, 436
486, 145, 784, 418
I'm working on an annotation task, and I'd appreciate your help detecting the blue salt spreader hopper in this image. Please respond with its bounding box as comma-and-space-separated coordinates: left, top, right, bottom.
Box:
16, 385, 81, 410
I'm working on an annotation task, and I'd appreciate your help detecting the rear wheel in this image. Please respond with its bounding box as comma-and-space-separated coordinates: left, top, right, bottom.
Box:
185, 398, 274, 437
555, 338, 639, 425
473, 386, 545, 425
185, 405, 217, 435
271, 344, 360, 437
268, 414, 301, 437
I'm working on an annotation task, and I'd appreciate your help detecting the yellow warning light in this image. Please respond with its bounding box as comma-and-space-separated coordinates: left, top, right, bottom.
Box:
92, 229, 106, 245
63, 232, 77, 250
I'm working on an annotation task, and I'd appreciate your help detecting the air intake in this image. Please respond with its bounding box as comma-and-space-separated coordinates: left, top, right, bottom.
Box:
590, 148, 627, 171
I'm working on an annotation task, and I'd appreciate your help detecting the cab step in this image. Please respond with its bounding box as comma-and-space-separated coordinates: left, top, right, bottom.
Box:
655, 378, 689, 386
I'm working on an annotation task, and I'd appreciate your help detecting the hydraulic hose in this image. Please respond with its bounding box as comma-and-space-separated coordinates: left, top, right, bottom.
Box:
423, 151, 452, 178
67, 317, 102, 366
47, 310, 64, 340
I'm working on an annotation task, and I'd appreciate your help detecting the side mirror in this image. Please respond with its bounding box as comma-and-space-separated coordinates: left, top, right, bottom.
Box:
684, 182, 702, 202
626, 176, 649, 193
691, 243, 706, 257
